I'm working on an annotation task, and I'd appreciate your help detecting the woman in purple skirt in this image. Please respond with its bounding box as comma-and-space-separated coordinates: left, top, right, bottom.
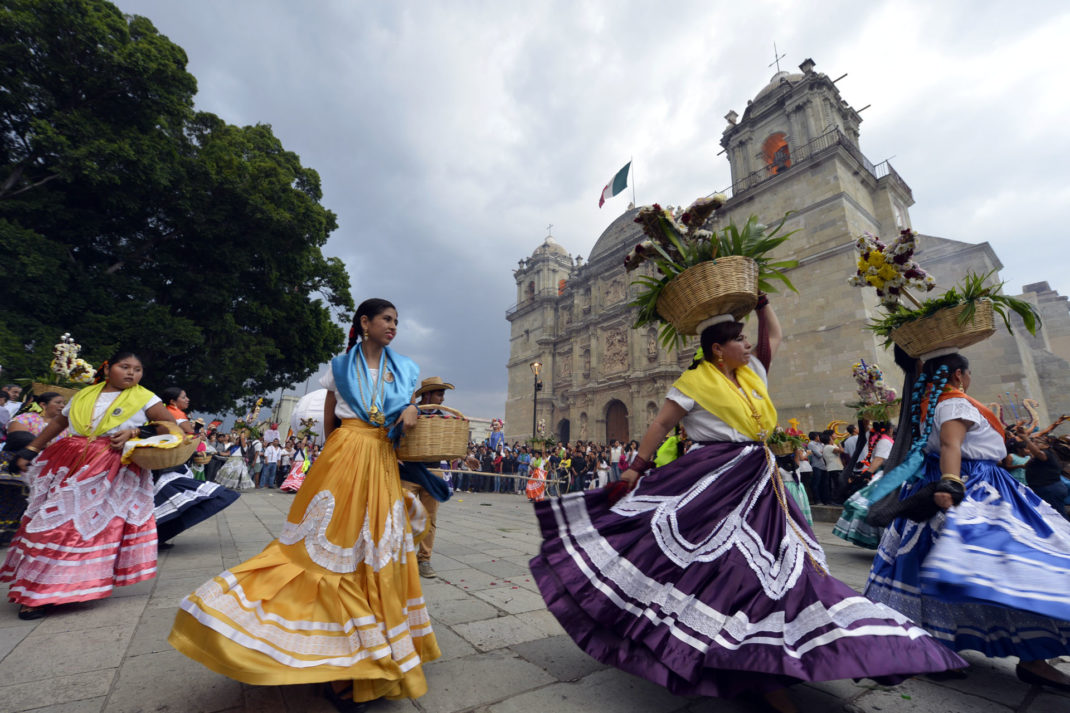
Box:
529, 299, 965, 712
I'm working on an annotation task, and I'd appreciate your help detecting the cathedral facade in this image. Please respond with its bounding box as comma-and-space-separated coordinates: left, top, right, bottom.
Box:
505, 59, 1070, 444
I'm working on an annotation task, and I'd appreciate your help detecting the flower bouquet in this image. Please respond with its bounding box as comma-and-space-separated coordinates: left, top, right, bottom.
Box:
850, 231, 1040, 358
18, 333, 95, 402
627, 195, 798, 349
844, 359, 900, 422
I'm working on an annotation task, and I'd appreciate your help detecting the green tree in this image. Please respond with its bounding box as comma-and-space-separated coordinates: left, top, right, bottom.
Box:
0, 0, 353, 411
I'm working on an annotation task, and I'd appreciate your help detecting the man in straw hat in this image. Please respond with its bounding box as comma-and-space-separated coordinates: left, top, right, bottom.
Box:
399, 376, 455, 578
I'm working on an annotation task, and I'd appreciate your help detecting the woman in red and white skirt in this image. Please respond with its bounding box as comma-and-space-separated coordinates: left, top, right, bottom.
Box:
2, 352, 177, 619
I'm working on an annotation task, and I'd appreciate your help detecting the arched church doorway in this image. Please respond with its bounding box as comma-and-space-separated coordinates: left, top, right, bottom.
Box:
557, 419, 570, 444
605, 400, 629, 444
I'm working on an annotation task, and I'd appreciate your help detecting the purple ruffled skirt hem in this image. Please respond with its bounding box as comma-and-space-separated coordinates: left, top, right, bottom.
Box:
529, 441, 965, 698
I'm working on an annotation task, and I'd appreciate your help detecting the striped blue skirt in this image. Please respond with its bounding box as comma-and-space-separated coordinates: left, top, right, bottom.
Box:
864, 455, 1070, 659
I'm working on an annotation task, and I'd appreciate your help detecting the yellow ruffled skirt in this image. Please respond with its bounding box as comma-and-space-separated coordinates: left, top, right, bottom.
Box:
168, 420, 439, 701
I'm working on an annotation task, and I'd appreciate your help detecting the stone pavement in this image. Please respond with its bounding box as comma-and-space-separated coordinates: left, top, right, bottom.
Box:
2, 490, 1068, 713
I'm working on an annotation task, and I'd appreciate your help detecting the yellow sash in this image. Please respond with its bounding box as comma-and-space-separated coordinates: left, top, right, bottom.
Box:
68, 382, 156, 437
673, 361, 777, 441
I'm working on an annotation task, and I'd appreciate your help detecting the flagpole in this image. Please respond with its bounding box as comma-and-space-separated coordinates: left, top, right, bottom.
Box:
631, 156, 636, 207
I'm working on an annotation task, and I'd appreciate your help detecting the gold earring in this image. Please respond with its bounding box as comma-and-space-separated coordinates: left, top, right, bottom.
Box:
363, 330, 369, 340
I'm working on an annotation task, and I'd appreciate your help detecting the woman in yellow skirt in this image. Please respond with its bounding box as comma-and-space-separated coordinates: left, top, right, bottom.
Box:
169, 299, 439, 711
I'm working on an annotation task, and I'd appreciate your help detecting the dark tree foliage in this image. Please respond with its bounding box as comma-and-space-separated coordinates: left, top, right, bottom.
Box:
0, 0, 353, 411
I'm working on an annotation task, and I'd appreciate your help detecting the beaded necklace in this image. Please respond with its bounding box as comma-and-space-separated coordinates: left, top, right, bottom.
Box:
713, 365, 769, 440
356, 343, 387, 426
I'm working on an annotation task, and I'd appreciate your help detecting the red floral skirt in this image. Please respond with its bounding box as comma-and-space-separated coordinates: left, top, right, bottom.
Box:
0, 436, 157, 606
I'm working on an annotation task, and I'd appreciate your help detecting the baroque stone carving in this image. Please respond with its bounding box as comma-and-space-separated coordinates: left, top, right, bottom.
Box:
604, 328, 629, 373
606, 277, 626, 305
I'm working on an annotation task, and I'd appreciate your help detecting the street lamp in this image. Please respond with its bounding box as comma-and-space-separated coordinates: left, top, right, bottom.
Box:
530, 361, 543, 441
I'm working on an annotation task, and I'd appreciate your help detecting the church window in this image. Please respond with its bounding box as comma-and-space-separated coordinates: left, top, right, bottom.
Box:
762, 132, 791, 175
526, 281, 535, 301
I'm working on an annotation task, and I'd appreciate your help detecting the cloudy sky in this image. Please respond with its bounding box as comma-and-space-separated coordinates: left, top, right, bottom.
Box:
119, 0, 1070, 419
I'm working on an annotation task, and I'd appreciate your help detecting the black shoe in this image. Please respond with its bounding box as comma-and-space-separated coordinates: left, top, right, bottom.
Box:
322, 684, 370, 713
17, 605, 50, 620
926, 668, 968, 681
158, 541, 174, 550
1016, 663, 1070, 692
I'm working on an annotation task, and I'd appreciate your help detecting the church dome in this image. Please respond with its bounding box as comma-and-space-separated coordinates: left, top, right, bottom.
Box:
588, 207, 641, 263
753, 71, 804, 102
532, 235, 569, 258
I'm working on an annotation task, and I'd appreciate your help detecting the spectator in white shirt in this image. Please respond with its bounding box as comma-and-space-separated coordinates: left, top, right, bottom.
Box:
260, 440, 281, 489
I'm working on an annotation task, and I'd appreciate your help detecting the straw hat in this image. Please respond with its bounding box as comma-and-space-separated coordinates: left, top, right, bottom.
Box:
414, 376, 454, 398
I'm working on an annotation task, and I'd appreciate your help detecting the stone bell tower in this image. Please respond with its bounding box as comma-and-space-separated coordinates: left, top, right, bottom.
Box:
505, 234, 574, 441
710, 58, 921, 423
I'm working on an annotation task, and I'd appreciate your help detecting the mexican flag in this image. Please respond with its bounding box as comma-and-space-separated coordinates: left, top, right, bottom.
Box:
598, 161, 631, 208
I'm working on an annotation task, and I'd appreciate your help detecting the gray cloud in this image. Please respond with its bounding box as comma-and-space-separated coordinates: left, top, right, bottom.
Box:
119, 0, 1070, 419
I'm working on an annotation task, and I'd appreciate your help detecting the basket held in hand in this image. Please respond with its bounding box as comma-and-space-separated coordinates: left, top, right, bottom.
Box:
125, 421, 199, 470
397, 405, 469, 462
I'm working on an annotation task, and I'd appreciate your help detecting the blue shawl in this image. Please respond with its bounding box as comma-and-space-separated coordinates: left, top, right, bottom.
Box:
330, 346, 420, 428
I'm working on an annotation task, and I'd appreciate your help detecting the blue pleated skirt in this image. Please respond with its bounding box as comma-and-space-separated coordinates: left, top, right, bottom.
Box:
864, 455, 1070, 659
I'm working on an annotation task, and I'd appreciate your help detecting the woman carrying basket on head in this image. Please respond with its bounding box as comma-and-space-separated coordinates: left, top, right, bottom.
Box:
863, 351, 1070, 693
1, 352, 179, 620
529, 298, 965, 712
169, 299, 439, 712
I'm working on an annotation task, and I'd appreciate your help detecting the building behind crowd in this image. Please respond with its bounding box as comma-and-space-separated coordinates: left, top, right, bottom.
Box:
505, 58, 1070, 444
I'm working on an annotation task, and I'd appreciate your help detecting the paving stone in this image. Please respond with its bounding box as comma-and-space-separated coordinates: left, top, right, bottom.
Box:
21, 698, 105, 713
521, 609, 567, 638
33, 596, 146, 635
0, 669, 115, 712
469, 558, 532, 579
0, 625, 132, 681
845, 679, 1005, 712
509, 635, 608, 682
924, 652, 1031, 708
485, 666, 684, 713
106, 649, 243, 713
419, 650, 556, 712
0, 622, 34, 661
472, 585, 548, 614
125, 606, 182, 657
419, 578, 470, 602
1031, 691, 1070, 712
427, 621, 478, 662
427, 596, 502, 625
424, 554, 466, 572
437, 566, 505, 591
452, 614, 545, 651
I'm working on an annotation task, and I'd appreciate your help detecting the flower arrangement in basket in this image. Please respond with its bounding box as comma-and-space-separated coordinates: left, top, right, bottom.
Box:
766, 426, 806, 456
844, 359, 900, 422
397, 405, 470, 461
17, 333, 96, 401
850, 230, 1041, 357
626, 195, 799, 349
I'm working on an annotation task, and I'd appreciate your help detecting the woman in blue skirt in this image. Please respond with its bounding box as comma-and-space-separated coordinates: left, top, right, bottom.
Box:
864, 351, 1070, 692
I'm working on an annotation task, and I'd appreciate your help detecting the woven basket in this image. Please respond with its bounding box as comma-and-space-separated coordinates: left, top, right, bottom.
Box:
128, 422, 200, 470
890, 300, 996, 358
656, 256, 759, 335
397, 405, 469, 461
191, 452, 212, 465
767, 441, 797, 457
30, 382, 80, 402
